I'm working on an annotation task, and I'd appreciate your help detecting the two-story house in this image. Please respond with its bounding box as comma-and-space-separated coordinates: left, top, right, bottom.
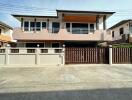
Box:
12, 10, 115, 48
109, 19, 132, 43
0, 21, 13, 47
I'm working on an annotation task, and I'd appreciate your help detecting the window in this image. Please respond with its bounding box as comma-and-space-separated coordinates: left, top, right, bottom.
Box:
119, 27, 124, 35
72, 23, 88, 34
24, 21, 29, 31
36, 22, 41, 31
130, 25, 132, 34
52, 22, 60, 33
90, 24, 95, 33
30, 22, 35, 31
42, 22, 46, 29
52, 43, 60, 48
66, 23, 70, 32
112, 31, 114, 38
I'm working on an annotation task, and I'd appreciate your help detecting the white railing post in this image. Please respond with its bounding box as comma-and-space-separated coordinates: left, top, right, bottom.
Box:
62, 44, 65, 66
109, 45, 112, 65
5, 45, 10, 65
36, 46, 40, 65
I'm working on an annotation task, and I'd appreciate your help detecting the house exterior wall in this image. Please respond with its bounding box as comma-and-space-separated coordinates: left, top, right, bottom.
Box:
110, 22, 130, 41
0, 26, 12, 44
12, 11, 114, 47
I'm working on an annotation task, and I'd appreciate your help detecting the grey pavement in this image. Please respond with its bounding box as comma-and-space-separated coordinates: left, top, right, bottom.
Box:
0, 64, 132, 100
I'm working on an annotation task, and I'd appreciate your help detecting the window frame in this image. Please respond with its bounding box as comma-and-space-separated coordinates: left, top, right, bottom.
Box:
24, 21, 47, 32
71, 23, 89, 34
112, 31, 114, 38
65, 22, 95, 34
41, 21, 47, 30
24, 21, 30, 31
30, 22, 35, 31
89, 23, 95, 33
119, 27, 124, 35
36, 22, 41, 31
52, 22, 60, 33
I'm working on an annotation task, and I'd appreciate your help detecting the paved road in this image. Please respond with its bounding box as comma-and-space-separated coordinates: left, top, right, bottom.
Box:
0, 88, 132, 100
0, 65, 132, 100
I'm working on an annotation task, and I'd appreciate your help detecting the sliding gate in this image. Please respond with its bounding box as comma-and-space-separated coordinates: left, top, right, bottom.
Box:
65, 48, 109, 64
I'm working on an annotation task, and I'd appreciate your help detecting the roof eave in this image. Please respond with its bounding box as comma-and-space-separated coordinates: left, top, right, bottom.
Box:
12, 14, 58, 18
56, 10, 115, 15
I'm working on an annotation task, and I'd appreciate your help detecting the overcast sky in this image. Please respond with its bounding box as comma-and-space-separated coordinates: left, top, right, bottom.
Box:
0, 0, 132, 28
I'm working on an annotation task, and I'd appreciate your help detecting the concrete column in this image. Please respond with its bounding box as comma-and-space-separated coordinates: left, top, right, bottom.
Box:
5, 47, 10, 65
103, 15, 106, 30
62, 44, 65, 66
61, 14, 65, 29
109, 45, 112, 65
47, 19, 49, 31
36, 47, 40, 65
96, 15, 99, 30
21, 18, 24, 31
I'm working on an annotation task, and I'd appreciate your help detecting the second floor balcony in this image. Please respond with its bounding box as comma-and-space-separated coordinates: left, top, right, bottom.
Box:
13, 27, 112, 41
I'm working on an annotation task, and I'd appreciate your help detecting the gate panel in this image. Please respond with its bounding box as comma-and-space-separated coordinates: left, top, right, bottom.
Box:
112, 48, 132, 64
65, 48, 109, 64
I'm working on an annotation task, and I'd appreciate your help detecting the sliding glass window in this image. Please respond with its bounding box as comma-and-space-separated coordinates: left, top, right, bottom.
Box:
24, 21, 29, 31
72, 23, 88, 34
90, 24, 95, 33
66, 23, 70, 32
36, 22, 41, 31
42, 22, 46, 29
52, 22, 60, 33
30, 22, 35, 31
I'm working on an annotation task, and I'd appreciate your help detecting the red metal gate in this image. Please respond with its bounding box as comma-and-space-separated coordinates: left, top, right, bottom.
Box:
65, 48, 109, 64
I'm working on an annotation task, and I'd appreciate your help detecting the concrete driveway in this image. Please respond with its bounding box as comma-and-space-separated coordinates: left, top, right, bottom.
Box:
0, 65, 132, 100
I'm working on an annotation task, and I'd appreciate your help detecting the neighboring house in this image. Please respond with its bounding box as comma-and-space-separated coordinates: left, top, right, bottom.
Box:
12, 10, 115, 48
0, 21, 13, 47
109, 19, 132, 43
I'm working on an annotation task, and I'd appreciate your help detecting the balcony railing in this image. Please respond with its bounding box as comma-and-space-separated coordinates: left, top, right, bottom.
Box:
23, 27, 95, 34
14, 27, 111, 41
66, 28, 95, 34
50, 28, 60, 33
